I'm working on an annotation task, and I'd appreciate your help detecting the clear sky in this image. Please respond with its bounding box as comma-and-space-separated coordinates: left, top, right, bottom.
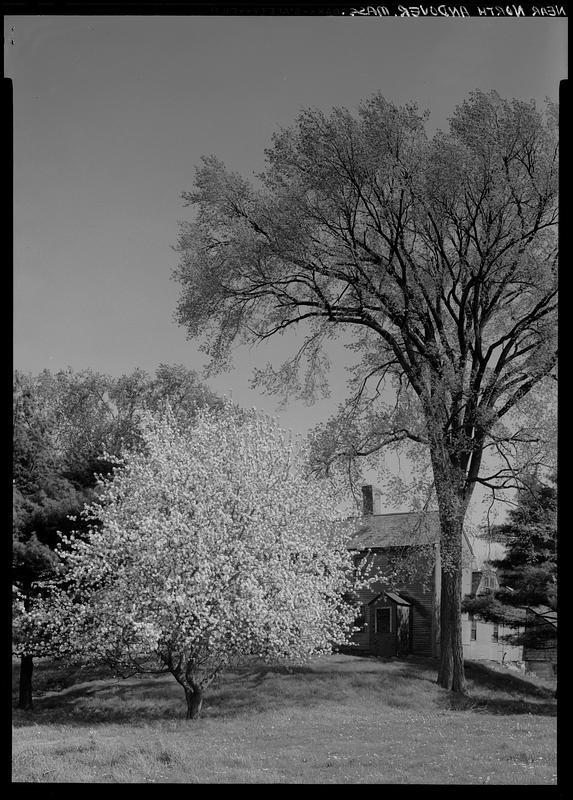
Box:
8, 15, 565, 533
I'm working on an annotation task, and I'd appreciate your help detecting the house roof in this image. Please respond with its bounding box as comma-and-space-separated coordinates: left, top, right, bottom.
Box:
385, 591, 412, 606
348, 511, 441, 550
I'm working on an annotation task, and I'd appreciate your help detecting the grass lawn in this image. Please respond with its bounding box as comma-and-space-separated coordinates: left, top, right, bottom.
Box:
12, 654, 557, 784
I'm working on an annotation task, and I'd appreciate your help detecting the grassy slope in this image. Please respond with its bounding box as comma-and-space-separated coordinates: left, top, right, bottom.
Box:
12, 655, 557, 784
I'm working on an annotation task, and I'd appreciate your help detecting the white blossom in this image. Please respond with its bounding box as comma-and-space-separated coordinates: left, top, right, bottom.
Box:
23, 402, 369, 715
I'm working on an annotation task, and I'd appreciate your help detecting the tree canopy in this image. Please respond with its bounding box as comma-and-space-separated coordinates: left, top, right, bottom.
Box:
33, 404, 364, 719
174, 90, 557, 495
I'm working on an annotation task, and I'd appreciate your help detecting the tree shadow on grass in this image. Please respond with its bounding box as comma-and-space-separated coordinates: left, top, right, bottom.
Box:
377, 657, 557, 717
232, 662, 318, 679
434, 661, 558, 717
464, 660, 555, 699
471, 698, 557, 716
436, 691, 557, 716
12, 674, 185, 728
12, 667, 349, 728
15, 658, 425, 728
12, 655, 557, 728
207, 666, 385, 716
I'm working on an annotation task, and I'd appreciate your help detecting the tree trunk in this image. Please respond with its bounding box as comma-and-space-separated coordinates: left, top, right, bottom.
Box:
184, 685, 204, 720
429, 442, 469, 695
165, 660, 207, 720
437, 568, 467, 693
18, 654, 34, 710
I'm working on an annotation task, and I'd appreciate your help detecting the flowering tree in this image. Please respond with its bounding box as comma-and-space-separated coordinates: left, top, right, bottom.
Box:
36, 403, 363, 719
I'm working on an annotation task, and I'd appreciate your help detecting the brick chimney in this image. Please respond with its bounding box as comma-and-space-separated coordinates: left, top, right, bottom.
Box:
362, 485, 383, 516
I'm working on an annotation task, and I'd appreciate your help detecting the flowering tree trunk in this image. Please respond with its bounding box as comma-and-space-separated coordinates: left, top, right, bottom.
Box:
169, 663, 207, 720
183, 685, 204, 720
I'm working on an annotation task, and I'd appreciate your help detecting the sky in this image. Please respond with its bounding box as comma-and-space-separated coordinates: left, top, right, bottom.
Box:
8, 14, 565, 541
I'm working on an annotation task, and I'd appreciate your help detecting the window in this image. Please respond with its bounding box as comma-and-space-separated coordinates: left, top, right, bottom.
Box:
470, 613, 477, 641
482, 573, 496, 592
375, 607, 392, 634
492, 623, 499, 642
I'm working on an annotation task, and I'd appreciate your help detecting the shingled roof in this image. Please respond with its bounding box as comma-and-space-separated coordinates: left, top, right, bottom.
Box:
348, 510, 441, 550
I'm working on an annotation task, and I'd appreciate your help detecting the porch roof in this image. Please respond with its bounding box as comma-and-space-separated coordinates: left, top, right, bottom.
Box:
367, 590, 412, 607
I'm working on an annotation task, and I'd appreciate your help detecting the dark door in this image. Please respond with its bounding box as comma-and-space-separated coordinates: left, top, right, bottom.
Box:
370, 605, 395, 656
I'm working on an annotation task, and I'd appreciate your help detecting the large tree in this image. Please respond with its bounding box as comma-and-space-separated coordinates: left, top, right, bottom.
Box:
173, 90, 558, 693
36, 404, 363, 719
12, 364, 221, 708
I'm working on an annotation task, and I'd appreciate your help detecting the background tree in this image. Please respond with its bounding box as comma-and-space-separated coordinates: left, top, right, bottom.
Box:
13, 371, 91, 709
462, 473, 557, 649
37, 404, 364, 720
12, 364, 221, 709
173, 90, 558, 693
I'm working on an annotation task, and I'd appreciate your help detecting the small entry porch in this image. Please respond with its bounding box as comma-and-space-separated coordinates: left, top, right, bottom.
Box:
368, 591, 412, 657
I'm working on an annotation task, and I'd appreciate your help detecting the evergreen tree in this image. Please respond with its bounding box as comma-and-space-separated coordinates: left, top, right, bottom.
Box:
13, 372, 91, 708
462, 475, 557, 649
